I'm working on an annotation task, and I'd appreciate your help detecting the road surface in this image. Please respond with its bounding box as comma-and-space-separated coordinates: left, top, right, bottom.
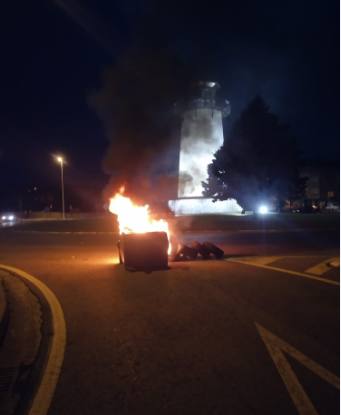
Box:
0, 220, 339, 414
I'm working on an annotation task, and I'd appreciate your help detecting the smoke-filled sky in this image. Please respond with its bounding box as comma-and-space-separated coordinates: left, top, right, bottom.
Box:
0, 0, 339, 203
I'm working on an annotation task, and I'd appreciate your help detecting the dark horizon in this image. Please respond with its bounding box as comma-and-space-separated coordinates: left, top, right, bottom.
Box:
0, 0, 339, 210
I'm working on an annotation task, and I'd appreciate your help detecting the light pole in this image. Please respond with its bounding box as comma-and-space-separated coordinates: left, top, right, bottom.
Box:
55, 156, 65, 219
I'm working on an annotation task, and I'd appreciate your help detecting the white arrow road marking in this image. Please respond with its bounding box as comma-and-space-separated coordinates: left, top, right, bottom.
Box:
256, 323, 339, 415
305, 257, 339, 276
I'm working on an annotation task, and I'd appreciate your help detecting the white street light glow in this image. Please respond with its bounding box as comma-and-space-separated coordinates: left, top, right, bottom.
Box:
53, 155, 66, 219
258, 205, 269, 214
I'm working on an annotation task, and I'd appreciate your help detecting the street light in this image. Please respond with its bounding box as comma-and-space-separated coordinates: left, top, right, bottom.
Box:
55, 155, 65, 219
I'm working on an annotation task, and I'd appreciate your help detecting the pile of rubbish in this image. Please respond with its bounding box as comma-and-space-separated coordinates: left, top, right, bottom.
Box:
173, 241, 224, 261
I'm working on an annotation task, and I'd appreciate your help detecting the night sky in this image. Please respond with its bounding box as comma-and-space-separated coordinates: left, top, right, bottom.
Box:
0, 0, 339, 210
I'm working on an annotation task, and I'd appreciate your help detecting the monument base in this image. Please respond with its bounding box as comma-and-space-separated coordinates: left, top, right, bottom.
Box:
168, 197, 242, 216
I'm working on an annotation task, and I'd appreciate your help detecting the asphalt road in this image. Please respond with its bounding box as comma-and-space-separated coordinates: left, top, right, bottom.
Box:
0, 221, 339, 414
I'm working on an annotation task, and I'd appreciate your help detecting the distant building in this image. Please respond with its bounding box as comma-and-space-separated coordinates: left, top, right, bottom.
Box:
300, 160, 339, 205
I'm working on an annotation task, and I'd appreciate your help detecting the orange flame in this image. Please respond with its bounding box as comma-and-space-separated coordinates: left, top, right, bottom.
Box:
109, 191, 171, 254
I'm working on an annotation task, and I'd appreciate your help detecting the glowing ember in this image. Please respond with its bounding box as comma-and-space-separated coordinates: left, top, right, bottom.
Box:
109, 190, 171, 254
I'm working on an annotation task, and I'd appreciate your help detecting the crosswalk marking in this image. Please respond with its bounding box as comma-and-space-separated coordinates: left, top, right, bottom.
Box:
305, 257, 339, 276
256, 323, 339, 415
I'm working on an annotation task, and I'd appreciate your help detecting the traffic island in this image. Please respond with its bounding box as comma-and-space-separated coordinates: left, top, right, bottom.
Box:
0, 270, 43, 415
0, 277, 9, 346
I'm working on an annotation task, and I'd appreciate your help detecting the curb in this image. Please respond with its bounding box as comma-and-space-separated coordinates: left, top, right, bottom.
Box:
0, 265, 66, 415
0, 278, 9, 346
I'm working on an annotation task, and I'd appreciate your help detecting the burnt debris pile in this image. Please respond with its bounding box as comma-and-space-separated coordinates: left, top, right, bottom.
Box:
173, 241, 224, 261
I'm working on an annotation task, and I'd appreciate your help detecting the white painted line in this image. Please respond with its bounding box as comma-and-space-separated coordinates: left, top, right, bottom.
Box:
256, 323, 339, 415
232, 256, 280, 265
305, 257, 339, 276
227, 258, 339, 286
0, 264, 66, 415
329, 258, 340, 268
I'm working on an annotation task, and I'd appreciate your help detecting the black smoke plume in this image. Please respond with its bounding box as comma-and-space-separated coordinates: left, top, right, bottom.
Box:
89, 48, 195, 206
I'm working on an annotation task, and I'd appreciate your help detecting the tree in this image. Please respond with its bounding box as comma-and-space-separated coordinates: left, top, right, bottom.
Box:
203, 96, 306, 211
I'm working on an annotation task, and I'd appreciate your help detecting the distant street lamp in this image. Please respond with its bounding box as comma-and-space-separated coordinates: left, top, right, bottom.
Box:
55, 155, 66, 219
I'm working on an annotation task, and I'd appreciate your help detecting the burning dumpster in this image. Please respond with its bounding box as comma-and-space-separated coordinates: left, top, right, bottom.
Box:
109, 188, 224, 270
118, 232, 169, 271
109, 189, 171, 271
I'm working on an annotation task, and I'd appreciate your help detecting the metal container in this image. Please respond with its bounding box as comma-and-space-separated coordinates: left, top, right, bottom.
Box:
119, 231, 169, 271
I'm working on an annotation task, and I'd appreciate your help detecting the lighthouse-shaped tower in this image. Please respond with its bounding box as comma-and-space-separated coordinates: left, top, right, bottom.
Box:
169, 82, 242, 215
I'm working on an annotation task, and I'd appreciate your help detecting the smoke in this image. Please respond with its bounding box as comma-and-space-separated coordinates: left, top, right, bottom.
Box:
178, 108, 225, 197
89, 48, 195, 205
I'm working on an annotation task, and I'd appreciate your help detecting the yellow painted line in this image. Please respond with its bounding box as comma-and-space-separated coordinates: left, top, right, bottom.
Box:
0, 264, 66, 415
256, 323, 339, 415
305, 257, 339, 276
227, 258, 339, 286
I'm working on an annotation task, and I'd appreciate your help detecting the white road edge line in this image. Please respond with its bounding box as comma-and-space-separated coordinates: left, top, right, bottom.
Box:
231, 256, 280, 265
305, 257, 339, 276
0, 264, 66, 415
226, 258, 339, 286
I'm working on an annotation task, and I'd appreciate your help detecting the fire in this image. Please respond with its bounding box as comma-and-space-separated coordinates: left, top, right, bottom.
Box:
109, 190, 171, 254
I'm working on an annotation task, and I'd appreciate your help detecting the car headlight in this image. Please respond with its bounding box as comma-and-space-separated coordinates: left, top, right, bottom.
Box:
8, 215, 15, 221
1, 216, 6, 220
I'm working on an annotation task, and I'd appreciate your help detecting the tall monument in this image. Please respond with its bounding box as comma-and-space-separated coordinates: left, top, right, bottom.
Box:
169, 82, 242, 215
